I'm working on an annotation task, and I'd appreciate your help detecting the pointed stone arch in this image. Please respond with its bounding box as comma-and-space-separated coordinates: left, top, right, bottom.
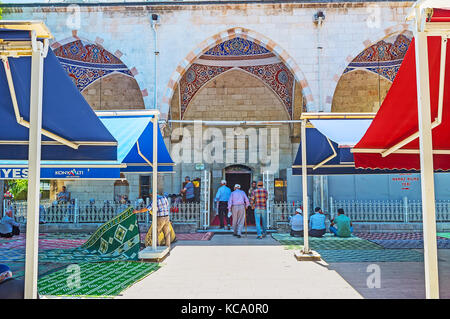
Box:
161, 27, 313, 120
50, 35, 145, 110
327, 23, 413, 111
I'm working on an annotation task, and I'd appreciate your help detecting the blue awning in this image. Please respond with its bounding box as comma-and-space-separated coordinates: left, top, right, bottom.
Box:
292, 127, 418, 175
0, 30, 118, 161
99, 114, 175, 173
0, 113, 175, 179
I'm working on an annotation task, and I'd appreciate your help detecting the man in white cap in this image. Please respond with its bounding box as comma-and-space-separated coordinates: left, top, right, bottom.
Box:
289, 207, 304, 237
228, 184, 250, 238
214, 179, 232, 229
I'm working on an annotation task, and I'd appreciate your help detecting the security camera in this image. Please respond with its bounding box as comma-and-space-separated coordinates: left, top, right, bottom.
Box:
151, 13, 160, 25
313, 11, 325, 26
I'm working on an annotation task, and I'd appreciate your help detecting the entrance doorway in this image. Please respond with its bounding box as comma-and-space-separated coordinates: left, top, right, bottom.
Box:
225, 165, 254, 226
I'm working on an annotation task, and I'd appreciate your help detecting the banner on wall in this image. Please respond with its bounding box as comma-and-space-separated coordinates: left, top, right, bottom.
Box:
0, 167, 121, 180
391, 173, 420, 190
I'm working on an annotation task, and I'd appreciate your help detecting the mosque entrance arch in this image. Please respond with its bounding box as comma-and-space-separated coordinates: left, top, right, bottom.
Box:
224, 165, 253, 198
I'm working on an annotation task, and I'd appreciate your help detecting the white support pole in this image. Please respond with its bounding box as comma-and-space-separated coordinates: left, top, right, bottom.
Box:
301, 120, 309, 253
415, 31, 439, 299
152, 114, 159, 251
24, 35, 44, 299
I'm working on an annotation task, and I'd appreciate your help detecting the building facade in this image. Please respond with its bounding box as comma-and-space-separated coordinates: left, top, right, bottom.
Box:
4, 0, 449, 216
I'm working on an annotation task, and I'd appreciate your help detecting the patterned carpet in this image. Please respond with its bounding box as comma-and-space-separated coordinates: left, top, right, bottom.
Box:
316, 249, 424, 263
281, 240, 382, 250
175, 232, 214, 241
0, 238, 87, 250
370, 239, 450, 249
437, 232, 450, 239
273, 233, 363, 242
271, 233, 378, 250
272, 232, 426, 263
354, 232, 449, 240
6, 261, 68, 279
37, 261, 160, 297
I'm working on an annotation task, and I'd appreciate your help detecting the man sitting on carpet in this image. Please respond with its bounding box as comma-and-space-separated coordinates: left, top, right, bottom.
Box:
289, 208, 303, 237
0, 264, 26, 299
330, 208, 353, 238
309, 207, 326, 238
134, 193, 174, 248
0, 210, 20, 238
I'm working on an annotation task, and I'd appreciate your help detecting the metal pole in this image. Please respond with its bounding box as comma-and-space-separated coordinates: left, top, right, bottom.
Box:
301, 120, 309, 253
24, 33, 44, 299
152, 114, 159, 251
415, 30, 439, 299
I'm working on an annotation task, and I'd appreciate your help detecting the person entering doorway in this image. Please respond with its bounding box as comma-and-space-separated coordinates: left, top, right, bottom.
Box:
225, 171, 254, 226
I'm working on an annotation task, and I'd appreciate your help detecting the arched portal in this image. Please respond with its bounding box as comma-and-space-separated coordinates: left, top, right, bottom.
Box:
331, 32, 412, 113
163, 28, 311, 120
52, 38, 145, 110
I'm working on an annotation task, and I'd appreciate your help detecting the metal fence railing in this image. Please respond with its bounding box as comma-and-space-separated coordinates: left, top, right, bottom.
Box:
271, 199, 314, 225
329, 197, 450, 222
5, 197, 450, 227
4, 199, 202, 226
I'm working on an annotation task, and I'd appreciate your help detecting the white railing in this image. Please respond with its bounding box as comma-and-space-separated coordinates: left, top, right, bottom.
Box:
5, 199, 201, 226
170, 202, 202, 227
329, 197, 450, 222
6, 197, 450, 226
271, 198, 314, 225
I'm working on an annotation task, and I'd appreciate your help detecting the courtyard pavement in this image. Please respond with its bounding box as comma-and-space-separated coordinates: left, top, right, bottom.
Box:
118, 234, 450, 299
118, 234, 363, 299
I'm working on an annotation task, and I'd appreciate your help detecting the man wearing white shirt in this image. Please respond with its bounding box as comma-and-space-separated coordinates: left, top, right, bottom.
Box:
289, 208, 304, 237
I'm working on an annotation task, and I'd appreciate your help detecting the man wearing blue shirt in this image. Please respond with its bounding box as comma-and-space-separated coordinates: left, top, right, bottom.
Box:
215, 180, 231, 229
0, 210, 20, 238
182, 176, 195, 203
309, 207, 326, 238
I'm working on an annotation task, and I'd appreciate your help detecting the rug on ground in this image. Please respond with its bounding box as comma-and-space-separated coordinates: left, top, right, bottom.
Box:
0, 207, 140, 263
272, 233, 382, 250
37, 261, 160, 297
272, 232, 425, 263
316, 249, 424, 262
355, 232, 449, 240
6, 261, 68, 279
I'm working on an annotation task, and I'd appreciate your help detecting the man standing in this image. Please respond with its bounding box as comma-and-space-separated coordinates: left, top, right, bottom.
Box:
309, 207, 327, 238
330, 208, 353, 237
228, 184, 250, 238
246, 181, 257, 225
181, 176, 195, 203
250, 181, 268, 239
214, 180, 232, 229
134, 193, 172, 249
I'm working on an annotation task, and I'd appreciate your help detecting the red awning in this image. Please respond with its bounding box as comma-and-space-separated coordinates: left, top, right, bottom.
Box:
353, 35, 450, 170
428, 9, 450, 22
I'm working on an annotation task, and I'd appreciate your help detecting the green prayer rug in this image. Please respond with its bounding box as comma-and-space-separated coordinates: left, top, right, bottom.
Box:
437, 232, 450, 239
0, 207, 141, 263
281, 240, 382, 250
272, 233, 381, 250
317, 249, 424, 263
37, 261, 160, 297
272, 233, 362, 242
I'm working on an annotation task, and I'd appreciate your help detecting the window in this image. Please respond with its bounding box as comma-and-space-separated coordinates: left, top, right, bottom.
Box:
114, 174, 129, 202
139, 175, 151, 201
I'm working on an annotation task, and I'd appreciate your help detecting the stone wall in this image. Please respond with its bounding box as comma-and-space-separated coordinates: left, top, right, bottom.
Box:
165, 69, 295, 192
82, 73, 145, 110
331, 70, 391, 113
4, 1, 415, 116
184, 69, 290, 121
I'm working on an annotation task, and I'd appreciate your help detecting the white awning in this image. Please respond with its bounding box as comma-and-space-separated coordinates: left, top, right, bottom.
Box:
309, 119, 373, 147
